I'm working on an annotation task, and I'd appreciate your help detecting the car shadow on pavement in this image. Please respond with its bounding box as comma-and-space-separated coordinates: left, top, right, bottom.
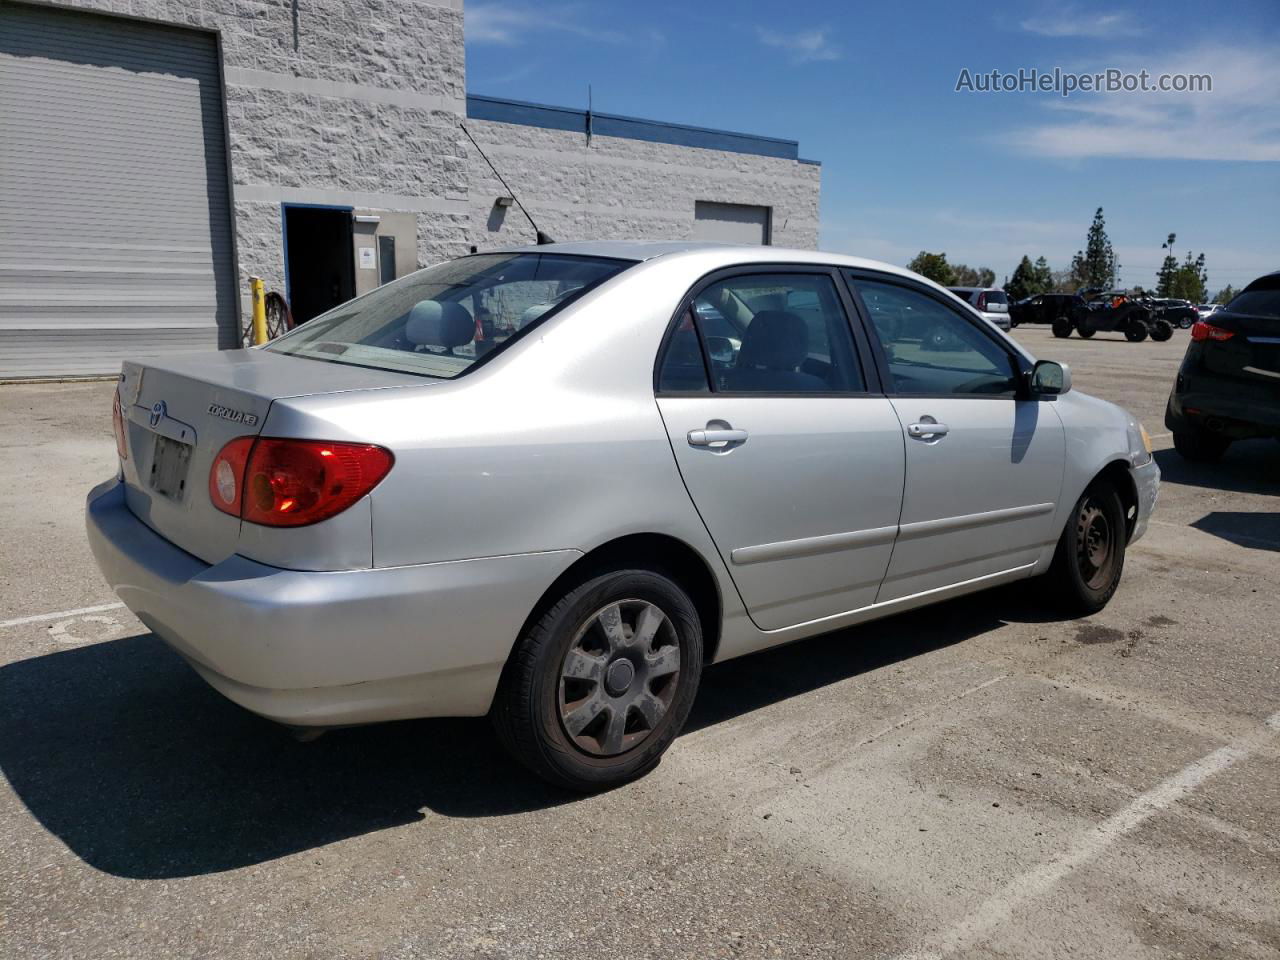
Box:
0, 586, 1062, 879
1154, 442, 1279, 496
1190, 511, 1280, 553
0, 634, 566, 879
688, 584, 1057, 733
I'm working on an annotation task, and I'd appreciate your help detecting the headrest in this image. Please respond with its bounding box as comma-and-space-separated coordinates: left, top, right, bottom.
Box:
518, 302, 553, 330
405, 300, 474, 350
738, 310, 809, 371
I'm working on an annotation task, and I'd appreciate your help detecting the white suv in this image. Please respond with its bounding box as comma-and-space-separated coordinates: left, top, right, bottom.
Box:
949, 287, 1011, 331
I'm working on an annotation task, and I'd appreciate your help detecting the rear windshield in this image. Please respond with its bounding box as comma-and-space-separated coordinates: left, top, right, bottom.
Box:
265, 253, 630, 378
983, 291, 1008, 304
1227, 288, 1280, 319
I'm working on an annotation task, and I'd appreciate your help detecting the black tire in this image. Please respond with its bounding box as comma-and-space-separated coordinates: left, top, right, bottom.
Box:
1173, 427, 1230, 462
1077, 325, 1096, 338
1179, 316, 1195, 329
1125, 322, 1148, 342
1150, 319, 1173, 342
492, 568, 703, 792
1045, 480, 1127, 616
1052, 319, 1072, 338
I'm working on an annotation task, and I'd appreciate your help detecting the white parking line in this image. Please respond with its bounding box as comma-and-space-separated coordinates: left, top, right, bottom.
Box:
0, 601, 125, 630
895, 710, 1280, 959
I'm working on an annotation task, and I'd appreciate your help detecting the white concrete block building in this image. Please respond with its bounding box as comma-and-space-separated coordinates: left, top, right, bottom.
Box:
0, 0, 821, 378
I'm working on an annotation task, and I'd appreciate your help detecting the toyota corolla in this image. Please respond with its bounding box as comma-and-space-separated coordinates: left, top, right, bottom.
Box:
87, 242, 1159, 790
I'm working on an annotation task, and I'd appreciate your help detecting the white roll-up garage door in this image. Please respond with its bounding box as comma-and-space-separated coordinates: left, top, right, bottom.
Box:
692, 201, 772, 246
0, 2, 236, 378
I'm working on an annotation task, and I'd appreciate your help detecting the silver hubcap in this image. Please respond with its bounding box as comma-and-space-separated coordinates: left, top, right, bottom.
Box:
1076, 499, 1113, 589
557, 600, 681, 757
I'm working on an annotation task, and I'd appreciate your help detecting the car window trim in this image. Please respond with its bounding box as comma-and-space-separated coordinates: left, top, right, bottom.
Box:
653, 263, 882, 398
841, 268, 1033, 400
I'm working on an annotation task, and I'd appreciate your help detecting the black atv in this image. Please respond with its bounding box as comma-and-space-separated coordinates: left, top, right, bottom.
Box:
1052, 288, 1173, 342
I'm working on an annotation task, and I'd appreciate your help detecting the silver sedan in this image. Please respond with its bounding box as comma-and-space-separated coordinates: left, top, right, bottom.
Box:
87, 242, 1160, 790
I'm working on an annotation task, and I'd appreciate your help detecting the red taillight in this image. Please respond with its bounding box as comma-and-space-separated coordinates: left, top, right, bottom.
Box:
1191, 320, 1234, 342
112, 389, 128, 460
208, 436, 255, 517
208, 437, 393, 527
976, 292, 988, 311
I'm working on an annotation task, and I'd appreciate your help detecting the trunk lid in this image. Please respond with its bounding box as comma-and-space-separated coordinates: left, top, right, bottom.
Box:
1201, 292, 1280, 387
117, 348, 424, 564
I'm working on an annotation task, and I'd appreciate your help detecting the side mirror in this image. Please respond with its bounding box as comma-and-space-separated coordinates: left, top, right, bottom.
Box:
1030, 359, 1071, 396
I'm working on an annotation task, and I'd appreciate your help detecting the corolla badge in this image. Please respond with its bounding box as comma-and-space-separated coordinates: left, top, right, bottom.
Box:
149, 401, 166, 427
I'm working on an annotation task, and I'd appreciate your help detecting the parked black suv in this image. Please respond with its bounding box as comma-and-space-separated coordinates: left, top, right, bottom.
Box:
1151, 298, 1198, 329
1165, 271, 1280, 461
1009, 293, 1086, 329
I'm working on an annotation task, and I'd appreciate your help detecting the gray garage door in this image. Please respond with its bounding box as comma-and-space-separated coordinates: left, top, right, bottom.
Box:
0, 2, 236, 378
692, 201, 772, 246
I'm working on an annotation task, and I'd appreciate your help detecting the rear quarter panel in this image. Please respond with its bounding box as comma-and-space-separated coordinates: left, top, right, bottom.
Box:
265, 255, 754, 654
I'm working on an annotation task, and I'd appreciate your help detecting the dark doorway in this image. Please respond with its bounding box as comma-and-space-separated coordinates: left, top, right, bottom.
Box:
283, 205, 355, 324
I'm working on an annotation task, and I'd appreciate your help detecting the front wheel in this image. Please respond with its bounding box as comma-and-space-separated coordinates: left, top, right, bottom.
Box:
1150, 319, 1173, 342
1052, 319, 1072, 338
1125, 322, 1148, 342
1179, 315, 1195, 329
1044, 481, 1127, 615
492, 568, 703, 791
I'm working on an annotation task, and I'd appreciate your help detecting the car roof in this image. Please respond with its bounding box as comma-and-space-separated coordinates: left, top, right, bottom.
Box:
483, 240, 929, 284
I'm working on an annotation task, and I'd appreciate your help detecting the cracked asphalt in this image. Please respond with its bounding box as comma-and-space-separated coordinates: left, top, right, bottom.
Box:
1, 324, 1277, 959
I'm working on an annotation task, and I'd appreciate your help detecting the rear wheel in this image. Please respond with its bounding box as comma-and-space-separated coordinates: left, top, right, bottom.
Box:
1045, 481, 1127, 615
1077, 325, 1096, 338
1150, 319, 1173, 342
1173, 427, 1230, 462
1052, 319, 1072, 338
1179, 315, 1195, 329
1125, 321, 1148, 342
492, 568, 703, 791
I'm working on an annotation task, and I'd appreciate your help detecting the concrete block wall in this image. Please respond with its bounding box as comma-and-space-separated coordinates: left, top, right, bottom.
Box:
51, 0, 469, 317
463, 118, 822, 253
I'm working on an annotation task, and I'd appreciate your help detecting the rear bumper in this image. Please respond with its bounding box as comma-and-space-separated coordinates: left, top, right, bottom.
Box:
86, 479, 579, 726
1165, 381, 1280, 437
982, 312, 1011, 331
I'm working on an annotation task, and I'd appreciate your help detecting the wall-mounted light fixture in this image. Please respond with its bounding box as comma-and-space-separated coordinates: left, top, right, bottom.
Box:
353, 214, 381, 224
494, 196, 514, 208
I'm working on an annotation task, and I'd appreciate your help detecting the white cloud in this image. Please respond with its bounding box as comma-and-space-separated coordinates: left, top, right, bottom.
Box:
1011, 43, 1280, 162
1020, 8, 1145, 38
755, 26, 841, 64
467, 2, 663, 48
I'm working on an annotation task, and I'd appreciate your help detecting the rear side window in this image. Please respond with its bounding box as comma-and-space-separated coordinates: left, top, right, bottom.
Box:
658, 273, 865, 394
853, 278, 1017, 396
265, 253, 629, 379
1227, 289, 1280, 319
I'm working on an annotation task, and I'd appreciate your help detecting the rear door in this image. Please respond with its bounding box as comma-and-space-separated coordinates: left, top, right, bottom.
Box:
846, 271, 1065, 602
656, 267, 905, 631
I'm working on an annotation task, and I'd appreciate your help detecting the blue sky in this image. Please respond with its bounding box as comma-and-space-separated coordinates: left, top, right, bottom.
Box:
465, 0, 1279, 295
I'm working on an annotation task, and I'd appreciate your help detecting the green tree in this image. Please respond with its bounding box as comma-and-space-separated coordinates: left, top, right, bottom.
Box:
1213, 285, 1236, 304
950, 263, 996, 287
1081, 207, 1119, 289
907, 251, 956, 285
1168, 252, 1208, 302
1005, 256, 1038, 301
1156, 233, 1178, 296
1033, 256, 1053, 292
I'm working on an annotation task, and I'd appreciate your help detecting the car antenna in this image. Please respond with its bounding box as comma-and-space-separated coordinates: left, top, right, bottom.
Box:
459, 120, 555, 245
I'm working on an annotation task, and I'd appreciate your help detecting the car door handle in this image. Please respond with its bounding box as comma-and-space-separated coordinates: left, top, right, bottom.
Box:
907, 421, 949, 439
688, 428, 748, 447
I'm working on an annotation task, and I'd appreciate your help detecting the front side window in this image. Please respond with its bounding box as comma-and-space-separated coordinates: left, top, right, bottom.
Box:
657, 272, 864, 394
265, 253, 630, 378
854, 278, 1018, 396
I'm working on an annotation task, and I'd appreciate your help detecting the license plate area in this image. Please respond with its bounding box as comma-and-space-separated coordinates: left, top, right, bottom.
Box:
150, 434, 193, 501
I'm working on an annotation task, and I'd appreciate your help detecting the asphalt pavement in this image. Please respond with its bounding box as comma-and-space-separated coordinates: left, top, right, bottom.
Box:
1, 324, 1277, 959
